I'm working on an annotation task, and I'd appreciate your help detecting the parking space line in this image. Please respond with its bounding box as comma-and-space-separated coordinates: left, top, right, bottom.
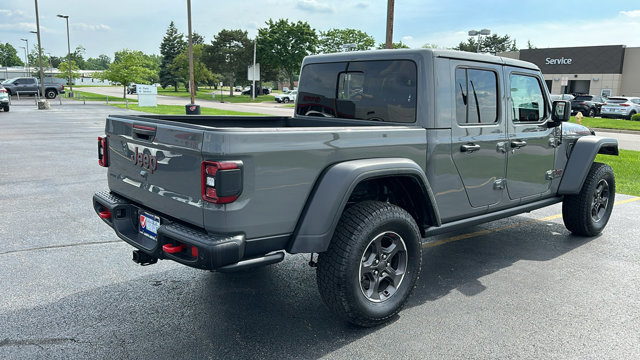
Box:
423, 197, 640, 248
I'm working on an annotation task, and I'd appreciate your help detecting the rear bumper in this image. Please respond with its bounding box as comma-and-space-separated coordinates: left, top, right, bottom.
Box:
93, 191, 245, 270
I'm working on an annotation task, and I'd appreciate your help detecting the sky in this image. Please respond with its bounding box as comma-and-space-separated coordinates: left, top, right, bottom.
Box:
1, 0, 640, 61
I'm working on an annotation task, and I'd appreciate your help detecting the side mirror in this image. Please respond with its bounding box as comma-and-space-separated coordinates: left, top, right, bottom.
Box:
549, 100, 571, 127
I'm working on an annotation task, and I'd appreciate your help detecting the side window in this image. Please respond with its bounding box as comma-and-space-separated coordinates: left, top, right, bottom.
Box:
510, 74, 546, 122
455, 68, 498, 125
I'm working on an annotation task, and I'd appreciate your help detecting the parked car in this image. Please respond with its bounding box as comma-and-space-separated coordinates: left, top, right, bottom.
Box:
0, 85, 9, 112
242, 85, 270, 95
127, 84, 137, 94
550, 94, 574, 101
1, 77, 65, 99
570, 94, 605, 117
234, 86, 243, 92
600, 97, 640, 119
274, 90, 297, 103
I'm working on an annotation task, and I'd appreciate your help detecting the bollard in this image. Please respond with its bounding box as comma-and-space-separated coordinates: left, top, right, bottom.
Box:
126, 99, 128, 109
106, 96, 109, 104
83, 96, 86, 105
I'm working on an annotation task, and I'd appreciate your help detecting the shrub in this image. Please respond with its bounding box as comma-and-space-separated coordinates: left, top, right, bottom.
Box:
631, 113, 640, 121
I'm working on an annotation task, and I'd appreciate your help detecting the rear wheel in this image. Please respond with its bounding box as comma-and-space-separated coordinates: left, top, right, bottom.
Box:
3, 105, 8, 112
562, 162, 615, 236
588, 108, 596, 117
45, 89, 57, 99
628, 111, 637, 120
317, 201, 422, 327
283, 98, 290, 104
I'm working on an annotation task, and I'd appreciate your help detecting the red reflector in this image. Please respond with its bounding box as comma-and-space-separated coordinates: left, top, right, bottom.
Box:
191, 246, 198, 257
99, 210, 111, 219
163, 244, 186, 254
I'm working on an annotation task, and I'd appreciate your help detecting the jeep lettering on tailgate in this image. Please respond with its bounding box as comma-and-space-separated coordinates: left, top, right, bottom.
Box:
131, 147, 157, 173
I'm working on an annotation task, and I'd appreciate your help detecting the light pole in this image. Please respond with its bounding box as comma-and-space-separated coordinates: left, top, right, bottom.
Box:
468, 29, 490, 53
185, 0, 199, 114
57, 14, 73, 97
20, 38, 29, 76
19, 46, 28, 76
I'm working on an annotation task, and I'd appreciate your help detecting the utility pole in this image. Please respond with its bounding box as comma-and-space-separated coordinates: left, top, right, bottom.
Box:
20, 38, 29, 76
385, 0, 395, 49
187, 0, 195, 106
34, 0, 46, 103
252, 39, 256, 101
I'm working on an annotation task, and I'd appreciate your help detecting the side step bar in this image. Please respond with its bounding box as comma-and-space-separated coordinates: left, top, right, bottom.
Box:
216, 252, 285, 273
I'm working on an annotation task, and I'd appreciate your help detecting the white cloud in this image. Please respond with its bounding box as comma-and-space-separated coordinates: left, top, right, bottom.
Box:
620, 10, 640, 17
296, 0, 333, 13
0, 22, 37, 32
0, 9, 26, 17
73, 23, 112, 31
402, 35, 414, 42
354, 2, 369, 9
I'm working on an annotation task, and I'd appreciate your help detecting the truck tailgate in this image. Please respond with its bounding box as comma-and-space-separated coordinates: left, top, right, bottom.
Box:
106, 116, 205, 228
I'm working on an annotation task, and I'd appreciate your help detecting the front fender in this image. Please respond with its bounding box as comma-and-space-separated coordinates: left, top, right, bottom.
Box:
558, 136, 618, 195
288, 158, 440, 254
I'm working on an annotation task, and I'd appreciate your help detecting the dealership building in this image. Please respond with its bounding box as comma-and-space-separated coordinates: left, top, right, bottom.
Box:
499, 45, 640, 97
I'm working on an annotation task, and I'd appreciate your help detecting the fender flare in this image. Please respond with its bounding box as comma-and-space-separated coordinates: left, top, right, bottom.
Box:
558, 136, 618, 195
288, 158, 441, 254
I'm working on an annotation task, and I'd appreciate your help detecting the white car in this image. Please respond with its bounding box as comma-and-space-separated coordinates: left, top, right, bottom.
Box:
600, 97, 640, 120
275, 90, 297, 104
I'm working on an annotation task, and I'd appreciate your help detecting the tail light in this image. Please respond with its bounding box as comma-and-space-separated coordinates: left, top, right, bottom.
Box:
620, 104, 630, 107
98, 136, 109, 167
62, 85, 65, 91
0, 88, 6, 93
201, 161, 243, 204
579, 102, 585, 105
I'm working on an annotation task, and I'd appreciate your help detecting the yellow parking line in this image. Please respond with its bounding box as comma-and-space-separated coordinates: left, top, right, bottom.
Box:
423, 197, 640, 248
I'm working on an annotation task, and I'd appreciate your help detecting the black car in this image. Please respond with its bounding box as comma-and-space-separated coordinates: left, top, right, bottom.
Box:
571, 94, 605, 117
242, 86, 270, 95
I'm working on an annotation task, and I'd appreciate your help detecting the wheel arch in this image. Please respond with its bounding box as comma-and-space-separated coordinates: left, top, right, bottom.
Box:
287, 158, 441, 254
558, 136, 618, 195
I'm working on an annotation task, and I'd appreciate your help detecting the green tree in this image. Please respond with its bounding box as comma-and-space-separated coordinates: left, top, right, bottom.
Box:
317, 28, 374, 53
170, 44, 213, 93
191, 32, 205, 45
70, 45, 87, 69
56, 60, 81, 83
376, 41, 410, 49
97, 49, 157, 98
257, 19, 318, 89
205, 29, 252, 96
159, 21, 186, 91
454, 34, 516, 54
85, 54, 111, 70
0, 43, 24, 66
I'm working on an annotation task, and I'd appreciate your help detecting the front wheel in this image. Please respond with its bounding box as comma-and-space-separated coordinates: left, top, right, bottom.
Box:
562, 162, 615, 236
3, 105, 9, 112
317, 201, 422, 327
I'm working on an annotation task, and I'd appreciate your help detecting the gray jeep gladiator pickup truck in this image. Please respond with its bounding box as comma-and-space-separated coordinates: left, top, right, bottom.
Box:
93, 49, 618, 327
1, 77, 65, 99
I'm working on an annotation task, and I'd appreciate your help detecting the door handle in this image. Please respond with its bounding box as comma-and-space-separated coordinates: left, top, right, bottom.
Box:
460, 144, 481, 153
511, 140, 527, 149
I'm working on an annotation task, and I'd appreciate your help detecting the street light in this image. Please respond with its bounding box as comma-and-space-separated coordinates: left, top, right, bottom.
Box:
57, 14, 73, 97
19, 46, 28, 77
20, 38, 29, 76
468, 29, 490, 53
33, 0, 46, 105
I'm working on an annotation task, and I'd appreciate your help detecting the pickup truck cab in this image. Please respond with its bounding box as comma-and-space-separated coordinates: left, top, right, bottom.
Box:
1, 77, 65, 99
93, 49, 618, 327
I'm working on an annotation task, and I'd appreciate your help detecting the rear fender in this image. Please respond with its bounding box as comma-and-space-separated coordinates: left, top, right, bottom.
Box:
558, 136, 618, 195
288, 158, 440, 254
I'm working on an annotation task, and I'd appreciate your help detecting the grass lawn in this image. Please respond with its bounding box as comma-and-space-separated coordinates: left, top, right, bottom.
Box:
596, 149, 640, 196
72, 90, 137, 103
570, 116, 640, 131
110, 103, 264, 116
158, 87, 275, 103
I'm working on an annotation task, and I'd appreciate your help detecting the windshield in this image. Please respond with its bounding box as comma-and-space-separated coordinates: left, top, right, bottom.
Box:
1, 79, 15, 85
574, 96, 593, 101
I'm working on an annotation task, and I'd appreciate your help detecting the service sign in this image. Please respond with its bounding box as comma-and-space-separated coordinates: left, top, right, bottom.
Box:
136, 84, 157, 107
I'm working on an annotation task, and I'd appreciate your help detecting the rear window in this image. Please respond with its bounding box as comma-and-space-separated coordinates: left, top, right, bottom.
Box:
606, 98, 628, 104
574, 96, 593, 101
296, 60, 417, 123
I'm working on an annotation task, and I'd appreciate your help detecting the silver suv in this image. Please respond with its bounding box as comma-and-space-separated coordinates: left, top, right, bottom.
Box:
600, 97, 640, 119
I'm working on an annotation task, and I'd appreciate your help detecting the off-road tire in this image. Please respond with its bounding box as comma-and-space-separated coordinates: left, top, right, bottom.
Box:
45, 89, 57, 99
317, 201, 422, 327
562, 162, 615, 236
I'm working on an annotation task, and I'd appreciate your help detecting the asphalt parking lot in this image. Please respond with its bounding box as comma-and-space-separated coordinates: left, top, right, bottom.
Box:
1, 103, 639, 359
